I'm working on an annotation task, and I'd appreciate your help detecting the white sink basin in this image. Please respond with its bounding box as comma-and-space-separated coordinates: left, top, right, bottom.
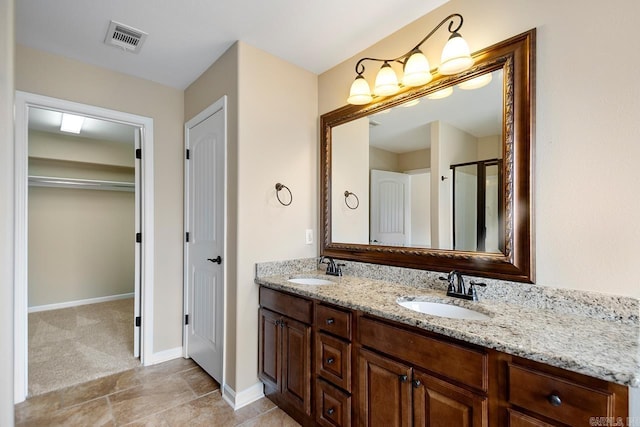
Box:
288, 277, 335, 286
397, 300, 490, 321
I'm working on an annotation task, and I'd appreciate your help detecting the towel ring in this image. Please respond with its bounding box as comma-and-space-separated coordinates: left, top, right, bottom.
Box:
275, 183, 292, 206
344, 191, 359, 210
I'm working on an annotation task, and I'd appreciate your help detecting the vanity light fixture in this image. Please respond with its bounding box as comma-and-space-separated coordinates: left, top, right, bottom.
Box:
347, 13, 473, 105
60, 113, 85, 134
458, 72, 492, 90
426, 86, 453, 100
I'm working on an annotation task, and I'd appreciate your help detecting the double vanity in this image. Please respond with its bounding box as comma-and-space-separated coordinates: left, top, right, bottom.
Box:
256, 259, 638, 426
255, 24, 639, 427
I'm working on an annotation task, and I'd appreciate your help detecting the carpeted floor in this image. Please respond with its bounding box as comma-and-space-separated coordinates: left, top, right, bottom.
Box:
28, 298, 141, 396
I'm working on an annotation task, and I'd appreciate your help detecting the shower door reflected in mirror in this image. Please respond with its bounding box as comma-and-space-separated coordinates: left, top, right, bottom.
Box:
452, 160, 503, 253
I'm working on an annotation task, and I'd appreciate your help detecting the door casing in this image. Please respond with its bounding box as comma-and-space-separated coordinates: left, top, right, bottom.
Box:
13, 91, 155, 403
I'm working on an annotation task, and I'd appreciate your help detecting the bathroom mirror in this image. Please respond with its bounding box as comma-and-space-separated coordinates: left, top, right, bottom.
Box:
320, 30, 535, 282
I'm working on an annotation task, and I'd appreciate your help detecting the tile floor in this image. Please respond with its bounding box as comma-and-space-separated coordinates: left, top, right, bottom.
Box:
15, 358, 301, 426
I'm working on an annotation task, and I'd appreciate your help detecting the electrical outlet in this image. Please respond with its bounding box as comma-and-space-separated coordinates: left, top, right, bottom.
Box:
305, 229, 313, 245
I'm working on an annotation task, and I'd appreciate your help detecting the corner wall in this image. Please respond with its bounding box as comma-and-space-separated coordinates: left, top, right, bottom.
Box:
184, 41, 318, 396
0, 0, 15, 422
318, 0, 640, 298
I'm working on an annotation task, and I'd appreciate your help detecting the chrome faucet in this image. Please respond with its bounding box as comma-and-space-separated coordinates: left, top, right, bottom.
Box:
440, 270, 486, 301
319, 256, 344, 276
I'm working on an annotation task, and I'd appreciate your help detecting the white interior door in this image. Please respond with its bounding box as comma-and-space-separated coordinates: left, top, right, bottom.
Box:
185, 99, 226, 383
370, 169, 411, 246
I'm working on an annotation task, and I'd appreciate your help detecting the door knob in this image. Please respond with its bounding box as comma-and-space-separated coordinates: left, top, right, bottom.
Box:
207, 256, 222, 264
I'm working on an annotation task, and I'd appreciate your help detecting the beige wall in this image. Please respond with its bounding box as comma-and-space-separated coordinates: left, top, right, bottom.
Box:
16, 45, 185, 352
184, 41, 318, 394
0, 0, 14, 421
477, 135, 501, 160
29, 131, 134, 168
184, 42, 240, 390
28, 187, 135, 306
319, 0, 640, 298
28, 131, 135, 307
369, 146, 399, 171
332, 117, 369, 244
236, 42, 318, 392
398, 148, 430, 172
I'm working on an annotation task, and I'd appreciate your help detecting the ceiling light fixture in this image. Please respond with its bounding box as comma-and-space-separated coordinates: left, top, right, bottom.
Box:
347, 13, 473, 105
60, 113, 85, 134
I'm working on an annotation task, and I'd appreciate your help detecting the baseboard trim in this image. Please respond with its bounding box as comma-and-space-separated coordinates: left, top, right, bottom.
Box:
222, 382, 265, 410
28, 293, 134, 313
148, 347, 184, 366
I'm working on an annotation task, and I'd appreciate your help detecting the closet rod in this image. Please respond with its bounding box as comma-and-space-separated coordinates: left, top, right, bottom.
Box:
28, 175, 135, 192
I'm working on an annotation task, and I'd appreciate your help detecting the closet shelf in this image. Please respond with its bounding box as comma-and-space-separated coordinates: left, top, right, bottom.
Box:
28, 175, 134, 192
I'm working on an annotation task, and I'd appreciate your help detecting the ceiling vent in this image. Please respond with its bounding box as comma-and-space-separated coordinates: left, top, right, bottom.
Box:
104, 21, 148, 53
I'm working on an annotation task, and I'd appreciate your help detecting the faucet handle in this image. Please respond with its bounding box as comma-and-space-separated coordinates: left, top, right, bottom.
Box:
468, 281, 487, 300
439, 276, 456, 292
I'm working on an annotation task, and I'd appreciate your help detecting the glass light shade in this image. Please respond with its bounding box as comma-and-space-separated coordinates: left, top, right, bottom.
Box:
347, 75, 373, 105
439, 33, 474, 75
426, 86, 453, 100
374, 62, 400, 97
402, 50, 432, 87
60, 113, 85, 134
458, 73, 492, 90
401, 99, 421, 108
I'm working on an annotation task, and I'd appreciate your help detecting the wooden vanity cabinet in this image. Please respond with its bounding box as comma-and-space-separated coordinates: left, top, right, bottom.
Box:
258, 286, 630, 426
258, 288, 313, 424
356, 315, 490, 426
504, 357, 629, 426
315, 303, 353, 427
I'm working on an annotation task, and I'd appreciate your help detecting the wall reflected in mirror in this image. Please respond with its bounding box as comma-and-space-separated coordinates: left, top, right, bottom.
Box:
331, 68, 503, 253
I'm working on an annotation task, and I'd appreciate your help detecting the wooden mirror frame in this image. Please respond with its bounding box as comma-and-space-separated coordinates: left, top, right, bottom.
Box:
320, 29, 535, 283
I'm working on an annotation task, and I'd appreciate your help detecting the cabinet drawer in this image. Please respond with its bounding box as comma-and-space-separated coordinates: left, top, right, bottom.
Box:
316, 332, 351, 392
316, 304, 351, 339
507, 409, 555, 427
359, 316, 488, 391
260, 287, 312, 324
316, 379, 352, 427
508, 363, 613, 426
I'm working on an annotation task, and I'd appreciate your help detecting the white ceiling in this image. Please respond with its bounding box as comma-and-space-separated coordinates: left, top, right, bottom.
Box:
16, 0, 449, 90
29, 107, 137, 144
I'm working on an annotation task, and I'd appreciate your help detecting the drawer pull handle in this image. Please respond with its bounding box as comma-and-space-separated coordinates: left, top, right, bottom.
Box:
399, 374, 408, 382
547, 393, 562, 407
327, 408, 335, 416
326, 357, 335, 365
326, 318, 335, 325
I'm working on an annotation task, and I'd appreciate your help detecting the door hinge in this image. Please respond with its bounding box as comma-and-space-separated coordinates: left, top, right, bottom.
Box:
135, 148, 142, 159
136, 232, 142, 243
185, 232, 190, 242
135, 316, 141, 327
186, 149, 190, 160
185, 314, 189, 325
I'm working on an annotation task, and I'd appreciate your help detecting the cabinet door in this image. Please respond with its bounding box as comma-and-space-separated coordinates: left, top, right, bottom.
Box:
258, 308, 281, 392
412, 369, 488, 427
357, 348, 412, 427
281, 316, 312, 416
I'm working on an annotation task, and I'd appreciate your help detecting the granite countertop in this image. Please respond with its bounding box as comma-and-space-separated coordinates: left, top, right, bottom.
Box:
256, 270, 640, 388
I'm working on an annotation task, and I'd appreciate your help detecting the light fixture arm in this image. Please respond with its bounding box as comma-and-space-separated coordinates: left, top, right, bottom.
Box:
352, 13, 464, 76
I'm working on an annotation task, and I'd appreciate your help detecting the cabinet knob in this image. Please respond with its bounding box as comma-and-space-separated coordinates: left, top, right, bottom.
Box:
399, 374, 408, 383
326, 318, 335, 325
412, 379, 422, 388
327, 408, 335, 416
326, 357, 335, 365
547, 393, 562, 407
